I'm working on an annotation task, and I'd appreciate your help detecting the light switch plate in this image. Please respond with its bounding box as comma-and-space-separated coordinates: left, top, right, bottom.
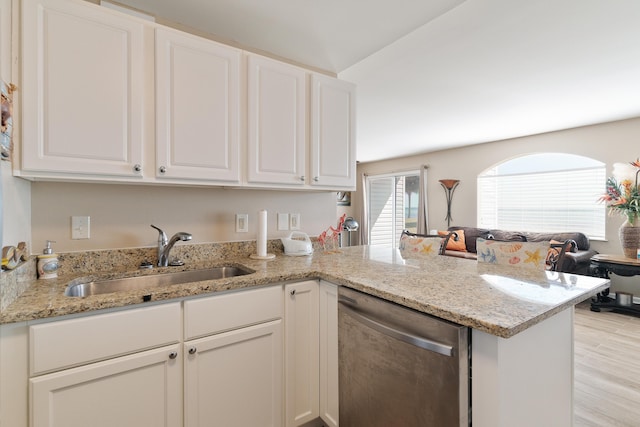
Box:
236, 214, 249, 233
290, 213, 301, 230
71, 216, 90, 239
277, 213, 289, 231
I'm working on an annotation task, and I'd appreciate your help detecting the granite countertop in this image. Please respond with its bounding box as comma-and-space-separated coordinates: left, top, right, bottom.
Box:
0, 245, 609, 338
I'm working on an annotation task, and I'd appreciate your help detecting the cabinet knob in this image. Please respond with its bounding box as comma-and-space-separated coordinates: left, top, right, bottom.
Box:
300, 176, 305, 181
168, 351, 178, 360
133, 164, 142, 173
313, 176, 319, 182
188, 347, 197, 355
159, 166, 167, 174
290, 289, 296, 296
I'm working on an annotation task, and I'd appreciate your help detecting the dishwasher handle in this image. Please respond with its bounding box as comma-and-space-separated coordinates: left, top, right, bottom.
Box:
339, 300, 454, 357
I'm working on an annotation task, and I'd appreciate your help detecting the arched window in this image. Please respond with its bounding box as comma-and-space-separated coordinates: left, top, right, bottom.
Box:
477, 153, 605, 240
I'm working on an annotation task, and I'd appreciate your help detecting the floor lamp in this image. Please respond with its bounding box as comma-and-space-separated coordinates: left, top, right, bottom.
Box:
439, 179, 460, 228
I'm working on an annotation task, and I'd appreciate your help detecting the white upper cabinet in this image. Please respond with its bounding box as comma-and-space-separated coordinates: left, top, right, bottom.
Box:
247, 54, 307, 186
310, 74, 356, 190
17, 0, 356, 189
0, 0, 10, 81
21, 0, 146, 178
155, 27, 241, 183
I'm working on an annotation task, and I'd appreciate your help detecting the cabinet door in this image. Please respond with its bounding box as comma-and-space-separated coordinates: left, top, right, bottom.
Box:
247, 54, 306, 185
184, 320, 283, 427
0, 0, 10, 81
21, 0, 146, 177
310, 74, 356, 189
284, 280, 320, 426
155, 28, 241, 183
30, 344, 182, 427
319, 281, 339, 427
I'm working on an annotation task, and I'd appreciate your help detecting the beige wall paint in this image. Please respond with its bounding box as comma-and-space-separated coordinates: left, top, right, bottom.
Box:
30, 182, 337, 253
356, 117, 640, 291
357, 117, 640, 253
2, 162, 31, 247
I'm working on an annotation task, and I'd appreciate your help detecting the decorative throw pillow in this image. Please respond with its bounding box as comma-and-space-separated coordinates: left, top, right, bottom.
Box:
438, 230, 466, 252
476, 238, 550, 270
399, 234, 443, 258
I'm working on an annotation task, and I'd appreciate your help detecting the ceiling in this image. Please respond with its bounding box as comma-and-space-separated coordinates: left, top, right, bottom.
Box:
112, 0, 640, 163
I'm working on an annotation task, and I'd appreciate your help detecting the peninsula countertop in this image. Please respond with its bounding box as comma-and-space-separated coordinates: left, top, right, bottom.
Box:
0, 245, 609, 338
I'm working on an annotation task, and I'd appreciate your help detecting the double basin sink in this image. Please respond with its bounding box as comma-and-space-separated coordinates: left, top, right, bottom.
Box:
64, 265, 255, 297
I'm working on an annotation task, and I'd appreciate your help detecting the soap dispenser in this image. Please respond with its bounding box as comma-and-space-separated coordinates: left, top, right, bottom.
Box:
37, 240, 59, 279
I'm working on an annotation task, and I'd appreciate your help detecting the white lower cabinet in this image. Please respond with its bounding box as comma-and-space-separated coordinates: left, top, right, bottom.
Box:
27, 303, 183, 427
319, 281, 339, 427
0, 281, 339, 427
30, 344, 182, 427
183, 284, 284, 427
184, 320, 283, 427
284, 280, 339, 427
285, 280, 320, 426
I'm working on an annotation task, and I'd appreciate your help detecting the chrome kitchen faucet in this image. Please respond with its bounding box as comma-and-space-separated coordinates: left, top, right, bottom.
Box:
151, 225, 192, 267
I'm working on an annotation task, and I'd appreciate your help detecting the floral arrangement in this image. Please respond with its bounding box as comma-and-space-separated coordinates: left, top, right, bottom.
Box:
600, 159, 640, 224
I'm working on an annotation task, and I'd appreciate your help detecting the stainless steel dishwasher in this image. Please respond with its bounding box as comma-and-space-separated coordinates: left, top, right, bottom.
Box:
338, 287, 470, 427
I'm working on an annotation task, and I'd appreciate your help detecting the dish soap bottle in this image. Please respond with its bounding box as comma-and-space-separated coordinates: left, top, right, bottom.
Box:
37, 240, 59, 279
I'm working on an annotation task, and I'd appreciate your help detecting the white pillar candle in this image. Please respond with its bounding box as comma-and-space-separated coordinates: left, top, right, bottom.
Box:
257, 209, 267, 257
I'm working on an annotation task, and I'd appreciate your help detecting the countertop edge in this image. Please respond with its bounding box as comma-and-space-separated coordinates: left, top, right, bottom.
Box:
0, 249, 611, 339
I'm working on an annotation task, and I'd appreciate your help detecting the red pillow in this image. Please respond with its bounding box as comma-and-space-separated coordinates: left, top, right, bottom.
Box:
438, 230, 466, 252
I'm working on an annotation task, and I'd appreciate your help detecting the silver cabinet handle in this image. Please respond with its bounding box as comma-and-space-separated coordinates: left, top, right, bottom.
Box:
339, 301, 453, 357
168, 351, 178, 360
313, 176, 319, 182
299, 176, 305, 181
188, 347, 197, 355
159, 166, 167, 174
290, 289, 296, 296
133, 164, 141, 173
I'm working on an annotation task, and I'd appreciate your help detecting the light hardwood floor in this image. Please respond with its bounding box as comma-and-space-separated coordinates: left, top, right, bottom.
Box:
574, 301, 640, 426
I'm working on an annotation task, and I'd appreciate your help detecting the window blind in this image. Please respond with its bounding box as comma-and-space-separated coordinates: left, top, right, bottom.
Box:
478, 166, 606, 240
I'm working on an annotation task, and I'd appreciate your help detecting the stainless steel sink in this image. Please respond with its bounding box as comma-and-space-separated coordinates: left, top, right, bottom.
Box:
64, 266, 254, 297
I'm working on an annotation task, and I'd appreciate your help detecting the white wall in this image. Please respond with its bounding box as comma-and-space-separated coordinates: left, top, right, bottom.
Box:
30, 182, 338, 253
1, 162, 31, 248
356, 117, 640, 291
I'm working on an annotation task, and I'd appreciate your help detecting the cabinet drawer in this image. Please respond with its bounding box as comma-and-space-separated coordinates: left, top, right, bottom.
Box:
184, 285, 283, 340
30, 302, 181, 376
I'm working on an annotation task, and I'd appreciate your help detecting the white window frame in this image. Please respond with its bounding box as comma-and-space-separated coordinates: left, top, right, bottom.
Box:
477, 153, 606, 240
366, 170, 420, 247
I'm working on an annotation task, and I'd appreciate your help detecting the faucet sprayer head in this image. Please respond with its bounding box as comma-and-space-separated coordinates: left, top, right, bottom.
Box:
176, 232, 192, 242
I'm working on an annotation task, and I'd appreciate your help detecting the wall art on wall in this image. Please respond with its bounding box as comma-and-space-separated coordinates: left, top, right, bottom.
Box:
1, 80, 15, 162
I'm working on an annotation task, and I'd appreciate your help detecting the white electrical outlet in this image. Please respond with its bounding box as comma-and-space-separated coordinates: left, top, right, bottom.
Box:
290, 213, 301, 230
236, 214, 249, 233
71, 216, 90, 239
277, 213, 289, 231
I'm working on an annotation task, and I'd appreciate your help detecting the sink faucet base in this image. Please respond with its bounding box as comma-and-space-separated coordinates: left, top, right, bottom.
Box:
151, 225, 193, 267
